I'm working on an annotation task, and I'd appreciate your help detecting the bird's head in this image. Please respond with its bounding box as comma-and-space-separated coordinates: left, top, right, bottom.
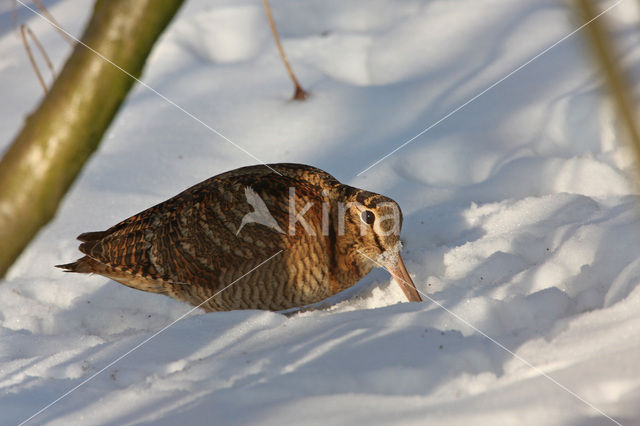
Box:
338, 188, 422, 303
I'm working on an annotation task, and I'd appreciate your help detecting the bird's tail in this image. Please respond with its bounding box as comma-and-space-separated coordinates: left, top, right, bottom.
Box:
55, 256, 98, 273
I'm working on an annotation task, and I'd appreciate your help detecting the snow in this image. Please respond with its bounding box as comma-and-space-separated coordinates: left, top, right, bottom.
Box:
1, 0, 640, 424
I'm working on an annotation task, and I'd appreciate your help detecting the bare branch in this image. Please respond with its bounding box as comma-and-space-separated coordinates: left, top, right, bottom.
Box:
574, 0, 640, 168
263, 0, 308, 100
0, 0, 185, 278
20, 24, 48, 94
26, 26, 55, 80
32, 0, 75, 45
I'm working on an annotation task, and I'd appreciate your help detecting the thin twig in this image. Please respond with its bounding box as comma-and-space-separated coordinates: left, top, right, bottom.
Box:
25, 26, 55, 81
263, 0, 308, 100
20, 24, 48, 94
32, 0, 74, 45
574, 0, 640, 167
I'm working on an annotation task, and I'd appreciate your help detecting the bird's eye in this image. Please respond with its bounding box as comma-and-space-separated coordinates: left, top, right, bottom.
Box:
361, 210, 375, 225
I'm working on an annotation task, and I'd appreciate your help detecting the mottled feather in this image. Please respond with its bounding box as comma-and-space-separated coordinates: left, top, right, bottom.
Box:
57, 163, 421, 311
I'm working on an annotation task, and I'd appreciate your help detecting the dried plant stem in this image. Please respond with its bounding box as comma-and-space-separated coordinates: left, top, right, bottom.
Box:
20, 24, 48, 94
32, 0, 75, 45
26, 26, 55, 80
263, 0, 308, 100
575, 0, 640, 163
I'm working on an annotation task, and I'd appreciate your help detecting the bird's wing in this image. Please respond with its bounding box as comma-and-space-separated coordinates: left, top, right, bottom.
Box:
78, 173, 295, 289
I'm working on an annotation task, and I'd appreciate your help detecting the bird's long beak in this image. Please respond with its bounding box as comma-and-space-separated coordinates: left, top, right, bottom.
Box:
385, 255, 422, 302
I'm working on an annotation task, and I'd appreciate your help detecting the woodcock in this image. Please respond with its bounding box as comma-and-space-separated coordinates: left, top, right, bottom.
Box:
57, 164, 422, 311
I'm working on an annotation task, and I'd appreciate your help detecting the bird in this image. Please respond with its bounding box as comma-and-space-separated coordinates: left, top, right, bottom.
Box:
57, 163, 422, 312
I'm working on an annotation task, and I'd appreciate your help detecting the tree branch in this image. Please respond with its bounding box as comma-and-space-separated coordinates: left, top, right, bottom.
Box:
0, 0, 184, 278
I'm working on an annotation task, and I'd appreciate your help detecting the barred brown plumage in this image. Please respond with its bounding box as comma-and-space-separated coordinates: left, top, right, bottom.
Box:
56, 163, 422, 311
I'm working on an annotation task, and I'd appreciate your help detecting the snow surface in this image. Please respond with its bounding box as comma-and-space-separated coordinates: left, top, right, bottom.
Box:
2, 0, 640, 424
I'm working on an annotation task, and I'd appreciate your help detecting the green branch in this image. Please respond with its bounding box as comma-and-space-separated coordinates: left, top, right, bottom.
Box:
0, 0, 184, 278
